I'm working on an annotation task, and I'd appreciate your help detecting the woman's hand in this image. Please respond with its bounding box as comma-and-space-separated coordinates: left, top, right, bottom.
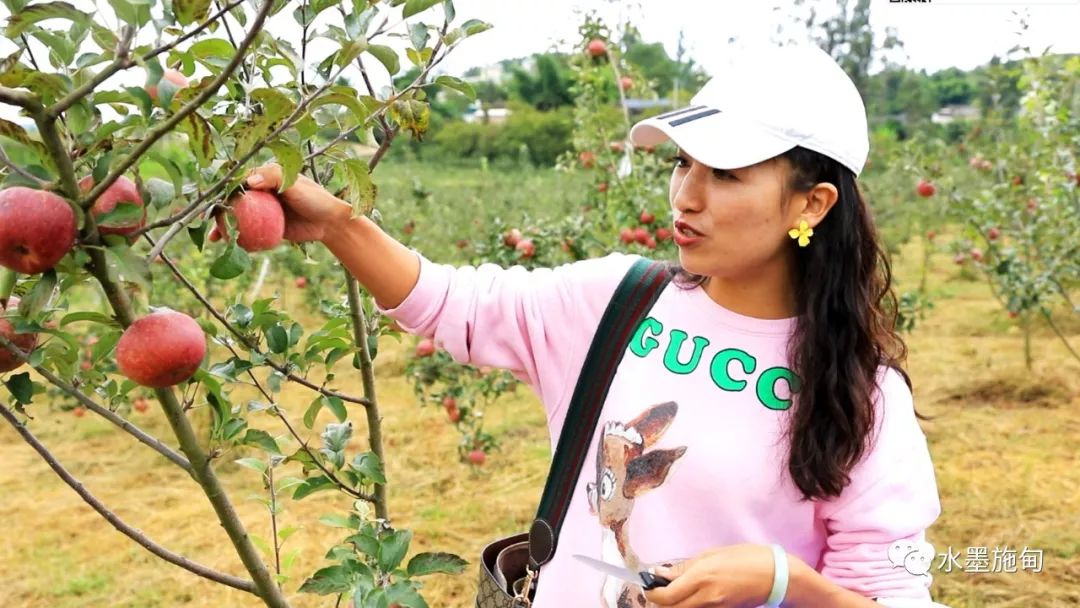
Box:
642, 544, 777, 608
242, 162, 352, 243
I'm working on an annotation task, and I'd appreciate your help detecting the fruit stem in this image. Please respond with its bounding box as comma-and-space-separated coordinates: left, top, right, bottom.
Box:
344, 272, 388, 521
84, 247, 292, 608
0, 267, 15, 306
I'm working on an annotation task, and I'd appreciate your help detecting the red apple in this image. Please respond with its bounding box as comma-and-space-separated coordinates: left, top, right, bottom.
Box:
586, 39, 607, 57
654, 227, 672, 242
643, 144, 656, 154
146, 68, 188, 103
447, 407, 461, 423
295, 276, 308, 288
633, 227, 649, 245
442, 396, 456, 410
415, 338, 435, 358
0, 187, 77, 274
456, 239, 469, 249
516, 238, 535, 258
116, 309, 206, 388
79, 175, 146, 237
597, 182, 608, 193
1008, 311, 1019, 319
80, 360, 92, 371
468, 449, 486, 465
916, 179, 935, 197
503, 228, 522, 248
579, 151, 596, 169
133, 397, 149, 413
987, 227, 1000, 241
0, 296, 37, 373
403, 220, 415, 235
926, 230, 937, 241
954, 253, 966, 265
216, 190, 285, 252
609, 141, 624, 154
619, 76, 633, 91
644, 236, 657, 250
1011, 175, 1023, 186
639, 210, 655, 225
73, 406, 86, 418
619, 228, 635, 245
970, 247, 983, 262
1026, 198, 1038, 213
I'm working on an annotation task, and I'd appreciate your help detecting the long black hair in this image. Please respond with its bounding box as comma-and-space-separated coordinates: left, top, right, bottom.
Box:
669, 146, 925, 501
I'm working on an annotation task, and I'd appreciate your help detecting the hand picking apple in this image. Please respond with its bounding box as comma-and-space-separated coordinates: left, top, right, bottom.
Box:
242, 163, 422, 311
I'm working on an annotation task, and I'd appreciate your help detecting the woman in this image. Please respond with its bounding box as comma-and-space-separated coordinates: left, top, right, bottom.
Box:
245, 42, 945, 608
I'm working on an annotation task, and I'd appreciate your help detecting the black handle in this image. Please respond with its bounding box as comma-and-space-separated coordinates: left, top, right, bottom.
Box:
639, 571, 671, 590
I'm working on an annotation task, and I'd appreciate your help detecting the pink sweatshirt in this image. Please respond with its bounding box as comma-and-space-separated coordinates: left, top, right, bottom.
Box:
377, 251, 945, 608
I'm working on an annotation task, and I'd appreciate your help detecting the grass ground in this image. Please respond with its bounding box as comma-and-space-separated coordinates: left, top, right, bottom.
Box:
1, 172, 1078, 606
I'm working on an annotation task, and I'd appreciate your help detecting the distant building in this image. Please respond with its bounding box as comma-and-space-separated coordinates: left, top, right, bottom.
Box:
462, 106, 512, 124
931, 104, 980, 124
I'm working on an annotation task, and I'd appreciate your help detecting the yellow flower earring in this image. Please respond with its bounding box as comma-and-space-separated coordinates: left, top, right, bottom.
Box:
788, 220, 813, 247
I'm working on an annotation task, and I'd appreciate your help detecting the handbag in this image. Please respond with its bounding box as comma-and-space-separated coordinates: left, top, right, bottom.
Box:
476, 257, 674, 608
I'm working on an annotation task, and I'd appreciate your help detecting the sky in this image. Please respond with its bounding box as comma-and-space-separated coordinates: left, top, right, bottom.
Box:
436, 0, 1080, 76
1, 0, 1079, 124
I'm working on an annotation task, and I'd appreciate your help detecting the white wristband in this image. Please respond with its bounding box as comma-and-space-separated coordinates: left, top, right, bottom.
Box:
764, 543, 789, 607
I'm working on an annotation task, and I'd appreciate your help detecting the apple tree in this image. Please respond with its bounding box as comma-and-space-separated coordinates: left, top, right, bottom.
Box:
0, 0, 493, 606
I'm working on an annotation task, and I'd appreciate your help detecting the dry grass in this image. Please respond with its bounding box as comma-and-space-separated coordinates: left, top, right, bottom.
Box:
1, 237, 1079, 607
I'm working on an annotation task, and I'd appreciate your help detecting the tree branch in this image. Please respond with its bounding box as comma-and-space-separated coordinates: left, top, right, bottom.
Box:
0, 333, 192, 472
83, 244, 291, 608
0, 145, 49, 186
48, 0, 247, 118
0, 86, 40, 110
76, 0, 274, 214
0, 404, 257, 594
344, 273, 387, 519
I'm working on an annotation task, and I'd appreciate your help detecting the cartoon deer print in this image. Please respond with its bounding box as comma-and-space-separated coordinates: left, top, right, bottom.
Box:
585, 401, 687, 608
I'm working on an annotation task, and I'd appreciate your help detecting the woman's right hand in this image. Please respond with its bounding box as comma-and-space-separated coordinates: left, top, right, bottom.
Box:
242, 162, 352, 243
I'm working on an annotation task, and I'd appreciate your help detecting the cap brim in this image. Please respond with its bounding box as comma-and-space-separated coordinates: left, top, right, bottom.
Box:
629, 106, 797, 170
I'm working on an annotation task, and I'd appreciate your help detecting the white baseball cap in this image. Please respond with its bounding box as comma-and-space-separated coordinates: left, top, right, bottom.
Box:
629, 42, 870, 177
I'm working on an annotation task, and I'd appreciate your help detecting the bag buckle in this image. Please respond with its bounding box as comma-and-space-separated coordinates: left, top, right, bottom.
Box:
511, 565, 537, 607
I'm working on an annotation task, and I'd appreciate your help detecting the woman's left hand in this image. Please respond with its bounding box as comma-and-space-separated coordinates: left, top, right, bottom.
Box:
642, 543, 779, 608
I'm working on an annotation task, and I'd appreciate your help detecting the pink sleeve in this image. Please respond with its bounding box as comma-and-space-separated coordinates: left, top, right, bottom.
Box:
815, 366, 944, 604
376, 250, 638, 413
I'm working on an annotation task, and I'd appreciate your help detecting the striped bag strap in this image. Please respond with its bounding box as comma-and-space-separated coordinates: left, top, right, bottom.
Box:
527, 257, 673, 570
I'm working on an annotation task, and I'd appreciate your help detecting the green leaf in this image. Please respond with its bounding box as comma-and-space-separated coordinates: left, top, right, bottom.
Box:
407, 552, 468, 577
377, 529, 412, 572
318, 513, 361, 529
345, 531, 380, 557
385, 580, 428, 608
242, 429, 282, 455
177, 112, 215, 168
321, 421, 352, 453
366, 45, 399, 76
173, 0, 211, 25
5, 1, 91, 38
388, 98, 430, 141
0, 118, 51, 161
308, 86, 370, 124
434, 75, 475, 100
335, 37, 369, 69
59, 311, 120, 328
460, 18, 491, 37
402, 0, 439, 18
298, 564, 354, 595
408, 22, 429, 50
303, 396, 322, 429
143, 177, 175, 209
267, 139, 301, 191
335, 159, 377, 218
30, 29, 76, 67
349, 452, 386, 485
235, 457, 268, 473
189, 38, 235, 62
95, 201, 144, 228
323, 395, 346, 422
3, 372, 33, 404
265, 324, 288, 354
293, 475, 336, 500
106, 0, 151, 28
441, 0, 454, 22
210, 242, 251, 280
16, 270, 56, 318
